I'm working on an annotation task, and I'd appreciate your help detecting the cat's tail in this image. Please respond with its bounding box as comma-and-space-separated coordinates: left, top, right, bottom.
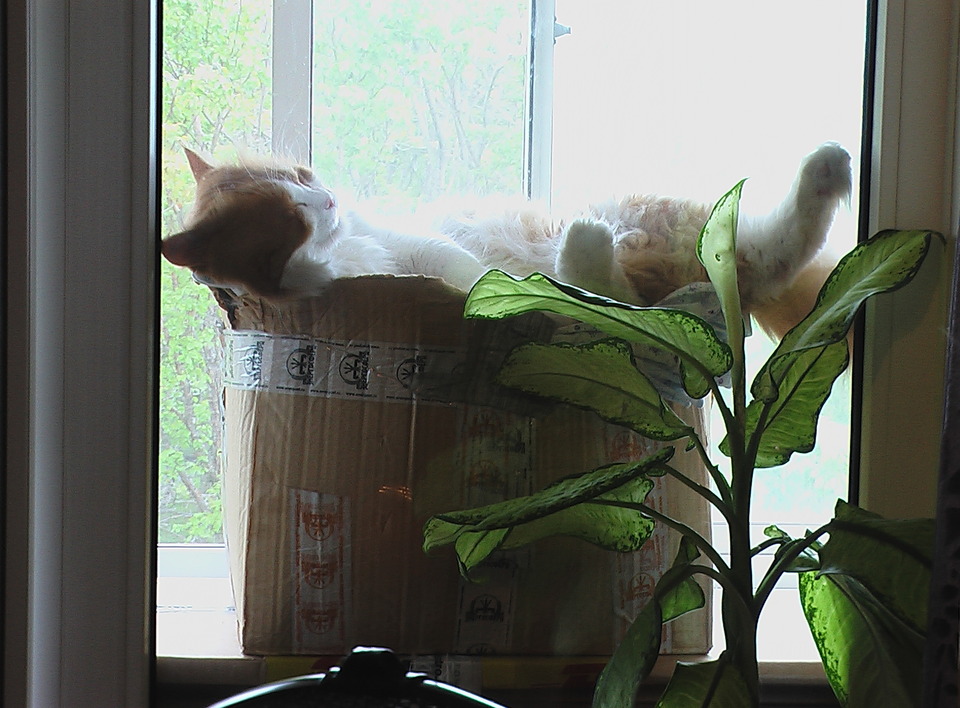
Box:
737, 142, 852, 327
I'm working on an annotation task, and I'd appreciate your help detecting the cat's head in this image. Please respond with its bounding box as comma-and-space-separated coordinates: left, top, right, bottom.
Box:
161, 149, 340, 298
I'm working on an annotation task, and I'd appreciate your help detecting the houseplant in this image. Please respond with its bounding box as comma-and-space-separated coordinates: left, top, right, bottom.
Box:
423, 180, 940, 707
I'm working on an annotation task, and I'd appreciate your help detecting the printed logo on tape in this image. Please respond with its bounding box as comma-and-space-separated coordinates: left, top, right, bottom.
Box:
224, 330, 464, 404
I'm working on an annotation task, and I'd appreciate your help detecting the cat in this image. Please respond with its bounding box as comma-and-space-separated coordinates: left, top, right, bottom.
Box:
161, 142, 851, 338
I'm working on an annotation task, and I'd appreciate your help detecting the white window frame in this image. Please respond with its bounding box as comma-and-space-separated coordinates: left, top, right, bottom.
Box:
267, 0, 558, 198
5, 1, 958, 706
271, 0, 313, 163
859, 0, 958, 517
525, 0, 557, 202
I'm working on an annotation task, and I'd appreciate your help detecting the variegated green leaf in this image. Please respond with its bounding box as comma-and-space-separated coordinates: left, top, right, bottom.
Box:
723, 340, 848, 467
754, 229, 938, 401
423, 450, 674, 573
464, 270, 732, 399
800, 572, 923, 707
697, 179, 746, 353
654, 658, 753, 708
496, 339, 694, 441
594, 537, 706, 708
818, 501, 934, 634
800, 501, 934, 707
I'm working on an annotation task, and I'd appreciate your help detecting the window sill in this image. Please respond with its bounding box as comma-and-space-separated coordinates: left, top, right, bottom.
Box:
156, 544, 832, 704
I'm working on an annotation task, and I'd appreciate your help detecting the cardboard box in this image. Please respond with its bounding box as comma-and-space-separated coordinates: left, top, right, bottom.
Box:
217, 276, 712, 656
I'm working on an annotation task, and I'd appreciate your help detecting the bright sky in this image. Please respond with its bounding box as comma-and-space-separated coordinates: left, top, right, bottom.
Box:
551, 0, 867, 255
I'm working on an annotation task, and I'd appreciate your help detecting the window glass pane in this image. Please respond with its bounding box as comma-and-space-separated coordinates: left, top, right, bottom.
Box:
158, 0, 528, 543
157, 0, 531, 658
310, 0, 528, 207
159, 0, 273, 546
158, 0, 274, 657
158, 0, 870, 677
551, 0, 867, 660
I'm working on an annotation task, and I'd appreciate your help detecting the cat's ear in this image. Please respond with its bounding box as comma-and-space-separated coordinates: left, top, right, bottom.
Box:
161, 229, 203, 267
184, 148, 215, 182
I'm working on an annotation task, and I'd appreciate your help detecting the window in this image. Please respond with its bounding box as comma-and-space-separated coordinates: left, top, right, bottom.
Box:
158, 0, 865, 665
157, 0, 533, 659
159, 2, 530, 549
4, 1, 957, 706
543, 1, 866, 660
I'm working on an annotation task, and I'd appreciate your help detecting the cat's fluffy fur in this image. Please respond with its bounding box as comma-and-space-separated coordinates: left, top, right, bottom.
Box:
162, 143, 851, 337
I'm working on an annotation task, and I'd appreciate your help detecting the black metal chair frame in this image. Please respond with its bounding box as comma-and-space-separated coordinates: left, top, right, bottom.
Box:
207, 646, 509, 708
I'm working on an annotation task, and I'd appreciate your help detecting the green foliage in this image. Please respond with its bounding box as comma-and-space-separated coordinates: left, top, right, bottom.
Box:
654, 659, 752, 708
423, 451, 673, 575
798, 501, 934, 707
754, 228, 935, 402
724, 341, 849, 468
594, 537, 708, 707
160, 0, 273, 543
424, 181, 941, 706
310, 0, 526, 202
696, 180, 747, 379
496, 339, 694, 441
465, 270, 733, 399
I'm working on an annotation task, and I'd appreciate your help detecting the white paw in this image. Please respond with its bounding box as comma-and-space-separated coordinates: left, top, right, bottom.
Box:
800, 142, 853, 202
557, 219, 636, 302
561, 219, 615, 258
557, 220, 615, 280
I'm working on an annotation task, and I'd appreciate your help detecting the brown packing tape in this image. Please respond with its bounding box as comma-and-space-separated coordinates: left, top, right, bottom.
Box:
220, 276, 712, 656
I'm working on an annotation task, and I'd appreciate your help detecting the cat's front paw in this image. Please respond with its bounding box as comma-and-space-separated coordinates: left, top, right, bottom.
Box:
800, 142, 853, 202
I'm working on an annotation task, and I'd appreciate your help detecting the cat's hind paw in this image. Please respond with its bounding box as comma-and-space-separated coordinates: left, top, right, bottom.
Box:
557, 219, 636, 302
556, 219, 616, 283
799, 141, 853, 204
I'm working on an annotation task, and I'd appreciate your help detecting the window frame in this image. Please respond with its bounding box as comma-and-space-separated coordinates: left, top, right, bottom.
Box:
4, 1, 159, 705
4, 1, 958, 706
525, 0, 556, 202
857, 0, 957, 517
272, 0, 313, 163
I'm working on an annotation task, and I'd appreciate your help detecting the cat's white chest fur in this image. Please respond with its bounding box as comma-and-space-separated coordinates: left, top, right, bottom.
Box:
280, 188, 487, 294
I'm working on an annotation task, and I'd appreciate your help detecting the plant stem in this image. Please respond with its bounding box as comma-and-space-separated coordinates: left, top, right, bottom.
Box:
724, 385, 760, 703
722, 547, 758, 701
688, 564, 754, 627
753, 522, 833, 613
662, 463, 735, 527
588, 499, 730, 576
750, 537, 786, 556
704, 374, 738, 449
687, 433, 733, 506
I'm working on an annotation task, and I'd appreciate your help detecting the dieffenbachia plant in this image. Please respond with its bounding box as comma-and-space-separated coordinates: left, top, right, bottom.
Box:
423, 180, 941, 707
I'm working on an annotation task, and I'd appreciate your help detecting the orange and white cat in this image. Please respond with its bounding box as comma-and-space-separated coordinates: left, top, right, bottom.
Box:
162, 143, 851, 337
